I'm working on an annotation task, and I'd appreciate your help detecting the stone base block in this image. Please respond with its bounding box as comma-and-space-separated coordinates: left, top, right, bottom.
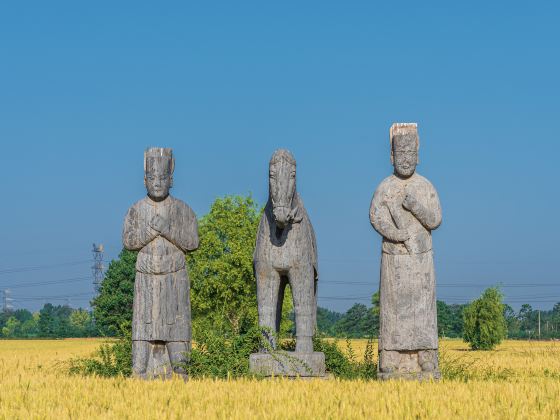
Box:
378, 349, 440, 381
378, 370, 441, 381
249, 352, 326, 377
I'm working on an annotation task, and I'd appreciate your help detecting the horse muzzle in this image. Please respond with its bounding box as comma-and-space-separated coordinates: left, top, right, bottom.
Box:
273, 206, 292, 228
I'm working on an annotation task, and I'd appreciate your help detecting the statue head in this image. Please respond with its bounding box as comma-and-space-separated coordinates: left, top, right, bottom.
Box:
390, 123, 419, 178
269, 149, 297, 229
144, 147, 174, 201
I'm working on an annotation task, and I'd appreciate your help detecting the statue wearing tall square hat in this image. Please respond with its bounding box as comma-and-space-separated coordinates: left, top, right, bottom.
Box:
370, 123, 442, 380
123, 147, 199, 379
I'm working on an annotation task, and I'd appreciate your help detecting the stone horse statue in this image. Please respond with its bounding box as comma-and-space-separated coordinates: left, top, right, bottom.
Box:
254, 149, 318, 353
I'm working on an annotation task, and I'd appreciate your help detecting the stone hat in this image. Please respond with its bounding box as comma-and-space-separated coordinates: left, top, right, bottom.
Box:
390, 123, 419, 164
144, 147, 175, 174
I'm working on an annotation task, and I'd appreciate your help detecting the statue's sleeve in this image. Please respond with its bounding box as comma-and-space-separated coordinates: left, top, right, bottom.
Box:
122, 205, 159, 251
370, 185, 406, 242
407, 181, 442, 231
165, 202, 199, 253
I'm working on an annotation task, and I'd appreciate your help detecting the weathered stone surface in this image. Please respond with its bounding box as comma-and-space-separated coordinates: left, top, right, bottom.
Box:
249, 352, 326, 377
123, 147, 199, 380
251, 149, 325, 377
370, 123, 442, 380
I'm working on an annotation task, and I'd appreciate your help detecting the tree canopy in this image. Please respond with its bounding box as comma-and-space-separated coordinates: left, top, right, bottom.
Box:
91, 248, 137, 336
463, 287, 507, 350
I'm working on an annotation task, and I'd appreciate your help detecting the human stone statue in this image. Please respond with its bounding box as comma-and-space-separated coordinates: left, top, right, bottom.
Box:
370, 123, 442, 380
123, 147, 199, 379
249, 149, 325, 377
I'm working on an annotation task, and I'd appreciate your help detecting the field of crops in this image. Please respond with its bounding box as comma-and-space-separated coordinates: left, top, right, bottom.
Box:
1, 339, 559, 419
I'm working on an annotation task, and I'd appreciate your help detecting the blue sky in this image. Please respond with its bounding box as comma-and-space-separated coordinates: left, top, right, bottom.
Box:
0, 1, 559, 312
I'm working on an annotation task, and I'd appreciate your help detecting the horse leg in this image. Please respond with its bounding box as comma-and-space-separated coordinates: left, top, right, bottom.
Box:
255, 261, 281, 350
289, 264, 315, 353
275, 276, 288, 334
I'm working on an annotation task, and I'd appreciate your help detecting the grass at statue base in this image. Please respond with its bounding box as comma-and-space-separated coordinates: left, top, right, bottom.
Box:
1, 339, 560, 419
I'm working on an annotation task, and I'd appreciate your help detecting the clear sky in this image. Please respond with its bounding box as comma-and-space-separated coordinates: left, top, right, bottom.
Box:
0, 1, 559, 313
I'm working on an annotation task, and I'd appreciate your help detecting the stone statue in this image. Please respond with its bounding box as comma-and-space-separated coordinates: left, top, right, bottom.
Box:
123, 147, 199, 379
249, 149, 325, 377
370, 123, 442, 380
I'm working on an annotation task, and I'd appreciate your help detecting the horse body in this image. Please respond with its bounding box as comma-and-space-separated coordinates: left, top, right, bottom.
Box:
254, 150, 318, 353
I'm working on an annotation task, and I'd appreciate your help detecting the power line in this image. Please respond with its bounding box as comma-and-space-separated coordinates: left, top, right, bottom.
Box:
10, 292, 93, 301
0, 259, 92, 275
0, 276, 91, 289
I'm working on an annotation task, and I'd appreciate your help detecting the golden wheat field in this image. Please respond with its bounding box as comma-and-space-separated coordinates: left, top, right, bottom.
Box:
0, 339, 559, 419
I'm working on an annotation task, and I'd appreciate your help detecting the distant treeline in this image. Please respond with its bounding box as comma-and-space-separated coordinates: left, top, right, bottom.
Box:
316, 300, 560, 340
2, 299, 560, 340
0, 304, 97, 338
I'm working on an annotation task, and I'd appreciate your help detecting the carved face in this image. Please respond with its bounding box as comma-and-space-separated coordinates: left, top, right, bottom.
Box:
269, 152, 296, 229
392, 134, 418, 178
145, 157, 172, 201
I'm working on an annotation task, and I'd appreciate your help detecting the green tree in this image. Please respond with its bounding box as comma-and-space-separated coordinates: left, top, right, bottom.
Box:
518, 304, 534, 336
38, 304, 55, 337
189, 195, 285, 333
70, 309, 93, 335
13, 309, 33, 324
92, 249, 137, 335
333, 303, 377, 338
2, 316, 21, 337
463, 287, 507, 350
20, 313, 39, 337
371, 291, 380, 317
553, 302, 560, 332
316, 307, 343, 336
437, 301, 466, 338
503, 304, 519, 337
38, 304, 74, 337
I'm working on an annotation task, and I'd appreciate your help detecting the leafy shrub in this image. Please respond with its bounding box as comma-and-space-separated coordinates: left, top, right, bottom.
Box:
313, 337, 377, 379
67, 323, 132, 377
463, 287, 507, 350
67, 325, 377, 380
183, 326, 261, 379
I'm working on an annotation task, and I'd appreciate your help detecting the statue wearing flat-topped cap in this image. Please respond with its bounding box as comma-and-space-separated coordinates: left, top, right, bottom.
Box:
370, 124, 442, 380
123, 148, 199, 379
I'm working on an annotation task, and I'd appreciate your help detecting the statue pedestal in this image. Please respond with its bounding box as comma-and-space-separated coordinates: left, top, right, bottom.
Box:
377, 349, 440, 381
249, 352, 326, 377
378, 370, 441, 381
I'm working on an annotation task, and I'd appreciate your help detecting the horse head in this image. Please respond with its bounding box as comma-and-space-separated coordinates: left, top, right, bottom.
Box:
269, 149, 300, 229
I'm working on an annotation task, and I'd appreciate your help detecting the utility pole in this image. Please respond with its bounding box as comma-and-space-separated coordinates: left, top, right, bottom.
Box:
2, 289, 14, 312
92, 243, 105, 293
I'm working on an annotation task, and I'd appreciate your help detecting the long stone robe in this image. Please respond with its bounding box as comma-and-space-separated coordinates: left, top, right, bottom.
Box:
370, 173, 442, 351
123, 195, 199, 342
